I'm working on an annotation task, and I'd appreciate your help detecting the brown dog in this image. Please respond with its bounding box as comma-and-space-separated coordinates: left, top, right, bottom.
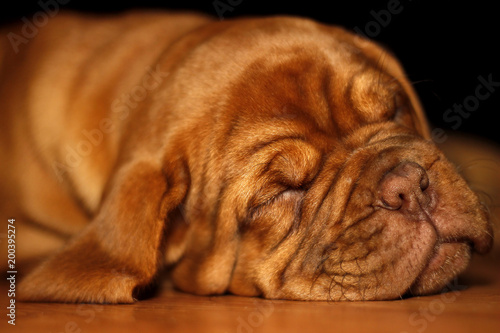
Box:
0, 11, 493, 303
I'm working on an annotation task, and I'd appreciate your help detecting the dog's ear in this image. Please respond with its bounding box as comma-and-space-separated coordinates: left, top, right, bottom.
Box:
169, 179, 242, 296
18, 158, 188, 303
350, 33, 431, 139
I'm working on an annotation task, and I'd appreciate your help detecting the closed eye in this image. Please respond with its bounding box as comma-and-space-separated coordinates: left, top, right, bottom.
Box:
244, 188, 305, 229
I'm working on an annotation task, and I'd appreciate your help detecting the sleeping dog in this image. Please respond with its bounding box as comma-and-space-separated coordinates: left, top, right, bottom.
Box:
0, 11, 493, 302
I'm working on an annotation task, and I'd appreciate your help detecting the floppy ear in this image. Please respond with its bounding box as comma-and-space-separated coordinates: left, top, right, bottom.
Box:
169, 180, 241, 296
350, 34, 431, 139
18, 158, 188, 303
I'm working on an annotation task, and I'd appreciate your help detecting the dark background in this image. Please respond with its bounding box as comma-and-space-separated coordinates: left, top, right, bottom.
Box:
2, 0, 499, 144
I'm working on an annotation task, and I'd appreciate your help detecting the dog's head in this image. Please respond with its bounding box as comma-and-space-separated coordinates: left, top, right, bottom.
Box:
163, 17, 493, 301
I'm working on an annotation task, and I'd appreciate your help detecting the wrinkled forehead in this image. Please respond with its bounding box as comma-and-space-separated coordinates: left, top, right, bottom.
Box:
227, 48, 423, 143
176, 16, 430, 139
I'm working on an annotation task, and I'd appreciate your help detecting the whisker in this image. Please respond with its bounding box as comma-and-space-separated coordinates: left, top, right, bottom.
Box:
454, 158, 500, 174
409, 79, 434, 86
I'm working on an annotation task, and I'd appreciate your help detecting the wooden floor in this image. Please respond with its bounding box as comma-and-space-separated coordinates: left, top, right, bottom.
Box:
2, 136, 500, 333
1, 236, 498, 333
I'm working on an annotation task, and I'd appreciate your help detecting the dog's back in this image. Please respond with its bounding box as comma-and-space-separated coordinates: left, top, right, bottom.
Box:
0, 11, 211, 268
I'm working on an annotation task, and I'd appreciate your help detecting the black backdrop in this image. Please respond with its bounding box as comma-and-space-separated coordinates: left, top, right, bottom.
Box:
2, 0, 499, 144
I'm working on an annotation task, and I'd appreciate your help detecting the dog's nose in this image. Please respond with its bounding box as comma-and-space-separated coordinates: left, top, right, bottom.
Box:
378, 162, 432, 219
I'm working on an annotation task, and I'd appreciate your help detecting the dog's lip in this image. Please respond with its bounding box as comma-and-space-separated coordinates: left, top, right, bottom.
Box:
425, 242, 468, 272
408, 241, 471, 295
413, 198, 470, 278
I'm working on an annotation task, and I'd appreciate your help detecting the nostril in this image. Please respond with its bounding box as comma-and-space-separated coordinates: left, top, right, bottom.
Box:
381, 194, 403, 210
380, 187, 406, 210
378, 162, 431, 213
420, 173, 430, 192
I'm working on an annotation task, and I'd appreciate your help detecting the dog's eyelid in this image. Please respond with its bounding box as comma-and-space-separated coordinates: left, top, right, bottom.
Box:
248, 187, 304, 215
244, 187, 305, 228
277, 187, 306, 200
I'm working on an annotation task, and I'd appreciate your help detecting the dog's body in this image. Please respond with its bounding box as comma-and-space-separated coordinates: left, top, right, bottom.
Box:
0, 11, 493, 303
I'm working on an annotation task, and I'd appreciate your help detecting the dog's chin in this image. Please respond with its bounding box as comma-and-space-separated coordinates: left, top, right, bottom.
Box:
408, 242, 471, 296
